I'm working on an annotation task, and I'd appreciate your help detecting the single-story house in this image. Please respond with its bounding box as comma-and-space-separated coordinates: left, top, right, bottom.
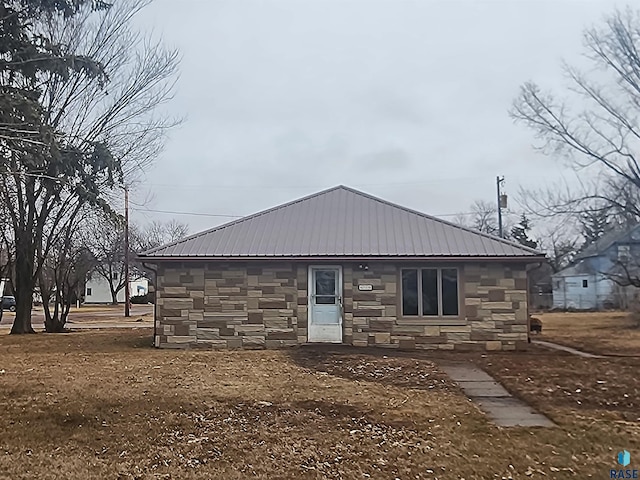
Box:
552, 224, 640, 310
139, 186, 545, 351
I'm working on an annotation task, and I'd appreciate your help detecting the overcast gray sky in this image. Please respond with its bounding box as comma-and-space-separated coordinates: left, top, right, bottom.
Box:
130, 0, 622, 235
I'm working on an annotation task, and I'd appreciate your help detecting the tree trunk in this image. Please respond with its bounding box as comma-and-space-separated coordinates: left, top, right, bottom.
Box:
44, 287, 68, 333
44, 312, 67, 333
110, 286, 118, 305
42, 295, 52, 329
11, 240, 36, 334
11, 293, 35, 333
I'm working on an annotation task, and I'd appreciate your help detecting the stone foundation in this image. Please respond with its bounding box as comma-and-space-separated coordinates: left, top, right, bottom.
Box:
155, 261, 529, 351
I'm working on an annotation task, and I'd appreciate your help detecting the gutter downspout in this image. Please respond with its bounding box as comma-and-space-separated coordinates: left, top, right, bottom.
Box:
142, 261, 158, 347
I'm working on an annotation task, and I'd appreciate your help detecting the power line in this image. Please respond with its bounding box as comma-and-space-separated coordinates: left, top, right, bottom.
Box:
130, 207, 241, 218
139, 174, 551, 192
141, 178, 488, 191
130, 206, 519, 219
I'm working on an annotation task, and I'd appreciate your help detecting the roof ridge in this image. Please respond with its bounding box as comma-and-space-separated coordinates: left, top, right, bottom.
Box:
339, 185, 542, 255
141, 185, 346, 256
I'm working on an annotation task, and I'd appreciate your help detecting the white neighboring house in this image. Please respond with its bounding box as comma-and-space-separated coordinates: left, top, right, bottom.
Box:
84, 272, 148, 304
552, 224, 640, 310
552, 264, 613, 310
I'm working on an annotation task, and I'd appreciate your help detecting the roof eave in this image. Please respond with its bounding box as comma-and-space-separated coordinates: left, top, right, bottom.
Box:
138, 254, 546, 263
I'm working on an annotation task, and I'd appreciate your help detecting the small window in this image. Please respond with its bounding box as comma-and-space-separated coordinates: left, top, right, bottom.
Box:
618, 245, 630, 261
441, 268, 459, 316
401, 270, 419, 316
582, 280, 588, 288
315, 270, 336, 304
421, 269, 438, 316
112, 273, 118, 280
86, 288, 92, 296
401, 268, 459, 317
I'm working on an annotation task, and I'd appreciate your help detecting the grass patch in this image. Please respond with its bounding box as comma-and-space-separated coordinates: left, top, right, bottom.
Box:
536, 311, 640, 356
0, 330, 637, 478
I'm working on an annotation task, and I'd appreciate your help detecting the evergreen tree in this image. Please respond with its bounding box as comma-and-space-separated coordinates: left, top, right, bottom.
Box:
510, 214, 538, 249
579, 208, 612, 245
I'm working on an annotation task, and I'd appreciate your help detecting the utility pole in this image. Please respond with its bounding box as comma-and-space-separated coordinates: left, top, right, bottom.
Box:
124, 186, 131, 317
496, 176, 506, 238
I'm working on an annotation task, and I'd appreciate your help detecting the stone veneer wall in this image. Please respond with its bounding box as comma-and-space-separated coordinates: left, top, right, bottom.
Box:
342, 262, 529, 351
155, 261, 529, 351
155, 262, 298, 349
464, 263, 529, 351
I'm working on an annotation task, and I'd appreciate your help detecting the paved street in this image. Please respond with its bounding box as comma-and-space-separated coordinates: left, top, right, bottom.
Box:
0, 305, 154, 330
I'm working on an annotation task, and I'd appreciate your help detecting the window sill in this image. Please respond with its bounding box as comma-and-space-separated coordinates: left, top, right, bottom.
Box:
396, 317, 468, 326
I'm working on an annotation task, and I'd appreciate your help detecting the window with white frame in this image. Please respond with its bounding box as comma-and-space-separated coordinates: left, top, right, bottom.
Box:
401, 268, 459, 317
618, 245, 631, 261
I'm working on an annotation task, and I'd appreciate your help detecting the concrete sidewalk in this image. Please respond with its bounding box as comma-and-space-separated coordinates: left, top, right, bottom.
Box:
532, 340, 604, 358
439, 362, 554, 428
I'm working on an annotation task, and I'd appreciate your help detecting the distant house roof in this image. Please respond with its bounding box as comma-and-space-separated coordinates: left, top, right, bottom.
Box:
574, 223, 640, 261
140, 186, 545, 260
551, 262, 595, 278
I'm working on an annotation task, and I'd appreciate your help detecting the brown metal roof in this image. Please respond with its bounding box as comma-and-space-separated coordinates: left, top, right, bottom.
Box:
140, 186, 544, 260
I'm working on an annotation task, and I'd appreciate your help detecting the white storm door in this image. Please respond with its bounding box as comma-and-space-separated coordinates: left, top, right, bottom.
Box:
308, 266, 342, 343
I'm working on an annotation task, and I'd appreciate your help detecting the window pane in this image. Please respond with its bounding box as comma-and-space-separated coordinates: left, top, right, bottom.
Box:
401, 270, 418, 316
421, 269, 438, 316
315, 295, 336, 305
442, 268, 459, 316
315, 271, 336, 296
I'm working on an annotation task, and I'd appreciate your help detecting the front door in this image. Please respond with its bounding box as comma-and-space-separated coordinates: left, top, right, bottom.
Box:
308, 266, 342, 343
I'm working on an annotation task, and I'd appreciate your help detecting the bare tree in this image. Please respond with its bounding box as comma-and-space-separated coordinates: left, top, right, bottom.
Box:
537, 227, 579, 273
518, 175, 640, 234
511, 8, 640, 286
83, 218, 188, 305
133, 219, 189, 252
455, 200, 499, 235
39, 217, 96, 332
0, 1, 179, 333
38, 0, 180, 184
83, 217, 128, 305
608, 259, 640, 288
511, 8, 640, 220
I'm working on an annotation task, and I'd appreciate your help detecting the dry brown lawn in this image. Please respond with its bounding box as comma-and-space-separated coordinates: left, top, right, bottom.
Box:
66, 313, 153, 325
535, 311, 640, 356
0, 330, 638, 479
